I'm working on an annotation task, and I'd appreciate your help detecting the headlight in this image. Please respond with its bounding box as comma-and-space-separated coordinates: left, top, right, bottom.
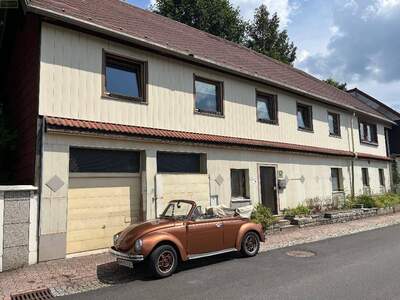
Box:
134, 239, 143, 253
113, 233, 120, 245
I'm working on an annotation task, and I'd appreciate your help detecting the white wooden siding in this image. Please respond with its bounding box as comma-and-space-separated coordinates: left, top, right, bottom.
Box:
39, 23, 388, 157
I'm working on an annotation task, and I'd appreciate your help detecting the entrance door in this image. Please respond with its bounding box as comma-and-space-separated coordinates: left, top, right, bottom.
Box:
260, 166, 278, 214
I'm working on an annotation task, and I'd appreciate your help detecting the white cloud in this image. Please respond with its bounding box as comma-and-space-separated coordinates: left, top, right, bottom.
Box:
299, 0, 400, 108
231, 0, 298, 27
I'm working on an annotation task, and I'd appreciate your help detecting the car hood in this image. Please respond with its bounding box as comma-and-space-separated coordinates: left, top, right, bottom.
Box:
115, 219, 175, 252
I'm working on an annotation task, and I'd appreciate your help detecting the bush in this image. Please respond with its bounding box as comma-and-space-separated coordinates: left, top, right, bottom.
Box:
283, 204, 311, 218
344, 193, 400, 209
251, 204, 277, 230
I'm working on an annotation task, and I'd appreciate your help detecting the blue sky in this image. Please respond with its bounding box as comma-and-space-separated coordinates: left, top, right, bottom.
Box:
127, 0, 400, 110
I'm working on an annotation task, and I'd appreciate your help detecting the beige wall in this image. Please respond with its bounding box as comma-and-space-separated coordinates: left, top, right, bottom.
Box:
40, 132, 390, 238
39, 23, 388, 157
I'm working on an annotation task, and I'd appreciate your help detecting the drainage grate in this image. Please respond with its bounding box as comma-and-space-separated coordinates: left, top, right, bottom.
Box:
11, 288, 54, 300
286, 250, 316, 258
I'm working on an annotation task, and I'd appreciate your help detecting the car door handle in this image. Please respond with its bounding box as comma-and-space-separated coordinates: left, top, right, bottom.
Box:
216, 223, 224, 228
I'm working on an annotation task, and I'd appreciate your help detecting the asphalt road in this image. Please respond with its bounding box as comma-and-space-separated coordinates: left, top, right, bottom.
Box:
64, 224, 400, 300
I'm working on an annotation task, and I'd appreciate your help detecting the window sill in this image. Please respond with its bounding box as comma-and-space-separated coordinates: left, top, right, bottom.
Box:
298, 127, 314, 133
231, 197, 251, 203
329, 134, 342, 139
194, 110, 225, 118
360, 140, 379, 147
257, 119, 279, 126
332, 190, 345, 193
102, 93, 147, 104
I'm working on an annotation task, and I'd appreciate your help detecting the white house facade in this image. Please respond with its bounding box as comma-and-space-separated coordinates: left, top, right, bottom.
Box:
1, 0, 394, 261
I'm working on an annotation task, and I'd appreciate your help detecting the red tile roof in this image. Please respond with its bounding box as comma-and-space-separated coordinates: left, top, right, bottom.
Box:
356, 153, 392, 162
27, 0, 389, 121
45, 116, 356, 158
45, 116, 391, 161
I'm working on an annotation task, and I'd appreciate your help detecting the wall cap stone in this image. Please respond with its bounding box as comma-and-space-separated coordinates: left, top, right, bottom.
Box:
0, 186, 37, 192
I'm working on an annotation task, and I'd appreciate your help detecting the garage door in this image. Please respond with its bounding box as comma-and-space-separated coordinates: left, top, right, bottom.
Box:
67, 148, 141, 254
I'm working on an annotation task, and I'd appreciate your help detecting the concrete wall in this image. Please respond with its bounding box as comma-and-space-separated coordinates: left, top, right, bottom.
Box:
38, 132, 390, 260
0, 186, 38, 272
39, 22, 388, 157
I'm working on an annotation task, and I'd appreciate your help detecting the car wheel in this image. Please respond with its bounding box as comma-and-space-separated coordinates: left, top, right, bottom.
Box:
240, 231, 260, 257
149, 245, 178, 278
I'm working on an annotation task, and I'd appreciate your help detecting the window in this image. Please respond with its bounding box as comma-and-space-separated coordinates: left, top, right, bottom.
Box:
231, 169, 250, 199
157, 152, 205, 173
69, 148, 140, 173
297, 103, 313, 131
331, 168, 343, 191
362, 168, 370, 187
256, 92, 278, 124
379, 169, 385, 187
104, 52, 147, 101
194, 76, 223, 115
359, 120, 378, 144
328, 112, 341, 136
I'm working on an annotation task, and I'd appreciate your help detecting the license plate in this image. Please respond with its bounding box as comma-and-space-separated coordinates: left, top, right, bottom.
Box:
117, 258, 134, 268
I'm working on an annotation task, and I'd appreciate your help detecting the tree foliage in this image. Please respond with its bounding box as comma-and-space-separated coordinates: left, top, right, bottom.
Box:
324, 78, 347, 91
152, 1, 298, 65
246, 4, 297, 65
152, 0, 247, 44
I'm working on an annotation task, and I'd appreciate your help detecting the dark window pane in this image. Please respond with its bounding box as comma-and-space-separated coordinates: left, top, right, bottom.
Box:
379, 169, 385, 186
297, 104, 312, 130
360, 121, 378, 143
257, 94, 276, 123
231, 169, 248, 198
157, 152, 202, 173
362, 168, 369, 186
69, 148, 140, 173
328, 113, 340, 136
105, 56, 142, 98
331, 168, 342, 191
195, 79, 221, 113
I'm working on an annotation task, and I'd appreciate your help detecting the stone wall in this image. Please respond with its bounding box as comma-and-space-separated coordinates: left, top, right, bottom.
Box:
0, 186, 38, 272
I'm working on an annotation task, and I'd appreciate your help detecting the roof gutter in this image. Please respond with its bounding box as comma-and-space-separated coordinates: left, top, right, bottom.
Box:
24, 2, 394, 125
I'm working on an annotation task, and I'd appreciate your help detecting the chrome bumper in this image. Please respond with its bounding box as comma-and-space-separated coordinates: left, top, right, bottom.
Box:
110, 247, 144, 262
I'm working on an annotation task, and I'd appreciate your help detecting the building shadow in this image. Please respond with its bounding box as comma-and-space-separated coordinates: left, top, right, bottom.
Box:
96, 252, 242, 284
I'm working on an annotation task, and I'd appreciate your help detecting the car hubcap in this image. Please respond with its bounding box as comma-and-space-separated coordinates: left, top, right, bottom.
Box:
158, 250, 174, 274
245, 235, 257, 254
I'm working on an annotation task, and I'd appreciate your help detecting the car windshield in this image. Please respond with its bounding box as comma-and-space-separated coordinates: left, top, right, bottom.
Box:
160, 201, 194, 220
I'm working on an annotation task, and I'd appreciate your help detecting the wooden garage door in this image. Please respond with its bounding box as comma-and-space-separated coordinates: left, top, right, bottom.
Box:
67, 174, 141, 254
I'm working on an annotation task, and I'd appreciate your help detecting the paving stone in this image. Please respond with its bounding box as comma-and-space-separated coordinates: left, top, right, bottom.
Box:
2, 213, 400, 299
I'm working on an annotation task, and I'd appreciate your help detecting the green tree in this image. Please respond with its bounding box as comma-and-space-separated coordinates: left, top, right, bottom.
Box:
246, 5, 297, 65
152, 0, 247, 44
324, 78, 347, 91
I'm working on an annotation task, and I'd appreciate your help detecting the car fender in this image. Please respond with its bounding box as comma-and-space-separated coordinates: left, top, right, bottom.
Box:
235, 222, 265, 250
141, 231, 188, 261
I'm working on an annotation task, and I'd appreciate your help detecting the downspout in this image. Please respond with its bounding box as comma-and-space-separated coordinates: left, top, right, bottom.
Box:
350, 112, 356, 198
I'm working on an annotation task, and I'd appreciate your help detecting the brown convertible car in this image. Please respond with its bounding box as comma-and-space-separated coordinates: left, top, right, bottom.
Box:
111, 200, 264, 278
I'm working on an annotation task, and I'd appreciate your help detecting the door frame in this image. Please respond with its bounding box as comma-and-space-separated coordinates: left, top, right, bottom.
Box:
257, 164, 280, 214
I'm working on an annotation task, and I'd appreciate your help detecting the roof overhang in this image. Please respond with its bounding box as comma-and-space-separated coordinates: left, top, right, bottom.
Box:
43, 116, 391, 162
22, 1, 395, 125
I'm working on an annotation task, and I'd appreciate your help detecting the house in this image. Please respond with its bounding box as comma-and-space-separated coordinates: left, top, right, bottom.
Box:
348, 88, 400, 191
0, 0, 394, 261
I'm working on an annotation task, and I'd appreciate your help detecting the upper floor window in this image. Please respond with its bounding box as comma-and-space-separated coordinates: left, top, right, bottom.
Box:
103, 52, 147, 102
297, 103, 313, 131
328, 112, 341, 137
359, 120, 378, 144
331, 168, 343, 192
194, 76, 223, 116
362, 168, 370, 187
256, 92, 278, 124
